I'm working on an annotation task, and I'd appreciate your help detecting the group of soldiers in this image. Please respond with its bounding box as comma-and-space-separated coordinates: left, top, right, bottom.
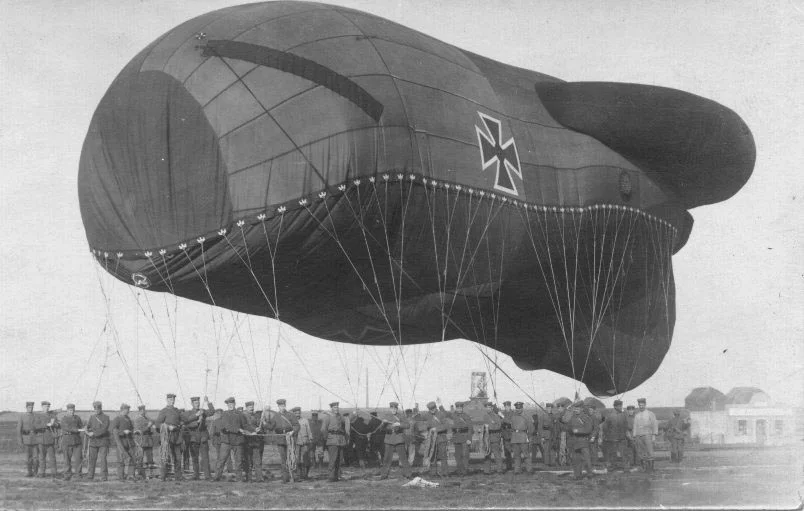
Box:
17, 394, 686, 483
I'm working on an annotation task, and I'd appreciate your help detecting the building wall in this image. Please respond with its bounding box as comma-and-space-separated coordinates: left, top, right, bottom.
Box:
690, 405, 796, 446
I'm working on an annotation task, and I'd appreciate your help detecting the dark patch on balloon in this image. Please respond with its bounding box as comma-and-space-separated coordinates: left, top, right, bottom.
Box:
202, 40, 384, 122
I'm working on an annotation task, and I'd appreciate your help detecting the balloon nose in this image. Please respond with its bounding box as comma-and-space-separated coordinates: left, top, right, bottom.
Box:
78, 70, 232, 252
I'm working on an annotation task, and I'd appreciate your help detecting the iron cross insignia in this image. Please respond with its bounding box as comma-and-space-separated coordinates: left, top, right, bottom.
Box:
475, 112, 522, 196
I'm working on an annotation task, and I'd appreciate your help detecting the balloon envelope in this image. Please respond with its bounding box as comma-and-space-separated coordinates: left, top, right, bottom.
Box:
78, 2, 754, 395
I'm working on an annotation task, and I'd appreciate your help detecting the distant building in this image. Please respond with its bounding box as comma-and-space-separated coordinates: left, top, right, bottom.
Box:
688, 387, 796, 446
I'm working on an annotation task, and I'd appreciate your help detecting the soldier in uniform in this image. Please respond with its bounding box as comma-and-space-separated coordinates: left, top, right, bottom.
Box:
264, 398, 300, 483
85, 401, 110, 481
625, 405, 638, 468
208, 408, 234, 475
666, 410, 689, 463
154, 393, 184, 481
422, 401, 450, 477
34, 400, 59, 477
182, 396, 212, 480
554, 402, 570, 466
292, 406, 313, 480
60, 404, 84, 480
539, 403, 555, 466
601, 399, 629, 471
510, 402, 535, 474
309, 411, 324, 472
500, 401, 513, 471
632, 398, 658, 472
133, 404, 156, 479
320, 402, 349, 482
111, 403, 135, 480
17, 401, 38, 477
481, 401, 505, 474
240, 401, 261, 482
587, 403, 603, 466
213, 397, 254, 482
448, 401, 472, 476
562, 401, 594, 479
379, 401, 412, 479
530, 412, 541, 465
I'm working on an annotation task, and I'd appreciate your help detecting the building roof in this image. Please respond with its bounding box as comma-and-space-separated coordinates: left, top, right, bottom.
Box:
725, 387, 770, 405
685, 386, 727, 411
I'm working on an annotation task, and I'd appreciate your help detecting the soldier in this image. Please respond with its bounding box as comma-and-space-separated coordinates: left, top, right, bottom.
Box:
422, 401, 450, 477
154, 393, 184, 481
60, 404, 84, 481
562, 401, 594, 479
500, 400, 513, 471
320, 402, 349, 482
540, 403, 555, 466
601, 399, 629, 471
111, 403, 135, 480
17, 401, 38, 477
625, 405, 638, 467
34, 400, 59, 477
481, 401, 505, 474
309, 411, 324, 472
666, 410, 689, 463
379, 401, 412, 479
213, 397, 254, 482
510, 402, 535, 474
448, 401, 472, 476
632, 398, 658, 472
587, 403, 603, 466
133, 404, 156, 479
554, 402, 569, 466
181, 396, 212, 480
240, 401, 261, 482
264, 398, 300, 483
530, 412, 541, 465
292, 406, 313, 480
85, 401, 110, 481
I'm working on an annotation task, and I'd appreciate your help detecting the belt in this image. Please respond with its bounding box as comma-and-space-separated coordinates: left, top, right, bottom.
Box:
453, 428, 469, 433
488, 429, 501, 433
328, 430, 345, 434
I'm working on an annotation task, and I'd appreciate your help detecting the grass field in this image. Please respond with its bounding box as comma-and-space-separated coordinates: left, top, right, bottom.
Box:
0, 447, 801, 509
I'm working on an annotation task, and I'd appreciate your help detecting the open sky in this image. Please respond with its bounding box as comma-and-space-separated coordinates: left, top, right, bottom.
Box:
1, 0, 802, 412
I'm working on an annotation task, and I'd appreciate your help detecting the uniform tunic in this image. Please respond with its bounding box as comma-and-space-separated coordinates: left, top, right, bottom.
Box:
34, 411, 59, 476
60, 414, 84, 478
380, 411, 411, 478
632, 409, 658, 462
666, 416, 687, 462
154, 405, 184, 480
266, 410, 300, 482
182, 408, 211, 479
111, 415, 135, 479
509, 411, 535, 473
133, 413, 155, 475
563, 411, 594, 479
214, 409, 251, 481
16, 412, 38, 476
448, 411, 473, 475
86, 412, 111, 479
601, 410, 629, 468
320, 412, 349, 481
482, 411, 505, 474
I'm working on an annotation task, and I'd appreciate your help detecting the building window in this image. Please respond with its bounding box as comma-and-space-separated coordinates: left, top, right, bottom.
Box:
736, 420, 748, 436
774, 420, 784, 436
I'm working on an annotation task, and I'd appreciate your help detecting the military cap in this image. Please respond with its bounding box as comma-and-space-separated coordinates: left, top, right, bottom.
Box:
290, 406, 301, 412
637, 398, 646, 404
370, 411, 378, 417
514, 401, 524, 409
190, 396, 200, 402
426, 401, 437, 409
455, 401, 465, 408
41, 401, 51, 406
483, 401, 493, 408
545, 402, 553, 408
389, 401, 399, 408
224, 397, 236, 404
93, 401, 103, 409
245, 401, 255, 407
137, 404, 146, 410
66, 403, 76, 410
502, 400, 511, 406
311, 411, 319, 416
166, 393, 176, 399
215, 409, 223, 414
120, 403, 130, 410
613, 399, 623, 406
25, 401, 34, 407
329, 402, 339, 408
276, 398, 286, 405
405, 409, 413, 414
626, 405, 635, 410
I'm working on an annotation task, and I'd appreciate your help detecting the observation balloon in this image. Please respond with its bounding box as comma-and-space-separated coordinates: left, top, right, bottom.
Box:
78, 1, 755, 395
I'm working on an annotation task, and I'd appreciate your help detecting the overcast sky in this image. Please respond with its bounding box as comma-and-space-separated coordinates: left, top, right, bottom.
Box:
1, 0, 802, 412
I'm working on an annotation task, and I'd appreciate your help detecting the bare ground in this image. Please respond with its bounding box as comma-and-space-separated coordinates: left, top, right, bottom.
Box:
0, 447, 801, 510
